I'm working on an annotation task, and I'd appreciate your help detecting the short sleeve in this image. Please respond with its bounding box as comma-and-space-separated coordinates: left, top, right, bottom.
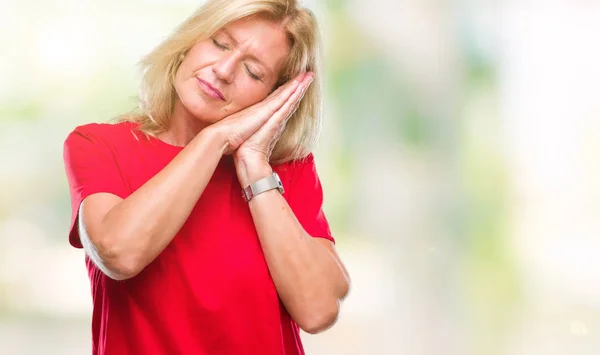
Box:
285, 153, 335, 244
63, 125, 128, 248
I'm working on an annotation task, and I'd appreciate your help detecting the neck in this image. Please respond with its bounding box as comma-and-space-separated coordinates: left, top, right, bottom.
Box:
157, 99, 209, 147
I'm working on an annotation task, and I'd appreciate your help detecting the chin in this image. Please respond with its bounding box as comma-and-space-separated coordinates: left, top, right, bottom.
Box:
189, 107, 225, 125
178, 95, 223, 125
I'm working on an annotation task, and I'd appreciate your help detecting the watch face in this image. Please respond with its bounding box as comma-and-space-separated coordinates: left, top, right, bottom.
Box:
242, 173, 284, 201
242, 187, 251, 201
274, 173, 284, 194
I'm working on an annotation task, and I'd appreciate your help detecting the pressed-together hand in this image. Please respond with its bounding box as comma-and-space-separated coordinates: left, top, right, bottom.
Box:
208, 71, 315, 186
234, 72, 314, 185
210, 72, 313, 155
233, 72, 314, 165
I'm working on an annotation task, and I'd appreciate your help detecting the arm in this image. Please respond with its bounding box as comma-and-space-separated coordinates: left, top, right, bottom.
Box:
79, 128, 226, 280
73, 75, 305, 280
233, 72, 350, 333
235, 161, 350, 334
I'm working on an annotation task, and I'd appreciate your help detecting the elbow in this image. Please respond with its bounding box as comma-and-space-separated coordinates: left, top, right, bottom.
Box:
295, 275, 350, 334
94, 237, 144, 280
104, 259, 141, 281
338, 277, 351, 301
297, 300, 341, 335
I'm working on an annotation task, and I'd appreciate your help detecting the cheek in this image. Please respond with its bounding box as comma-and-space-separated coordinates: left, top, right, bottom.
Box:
232, 82, 270, 109
174, 59, 193, 93
178, 42, 214, 77
173, 46, 210, 99
173, 71, 195, 107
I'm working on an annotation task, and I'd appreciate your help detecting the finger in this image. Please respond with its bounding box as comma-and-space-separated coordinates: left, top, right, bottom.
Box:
246, 82, 303, 145
235, 72, 310, 140
266, 72, 305, 101
265, 78, 308, 130
273, 119, 288, 141
288, 75, 314, 115
270, 72, 306, 96
263, 81, 301, 116
283, 73, 315, 120
296, 72, 315, 100
227, 73, 308, 143
262, 72, 308, 114
271, 120, 288, 145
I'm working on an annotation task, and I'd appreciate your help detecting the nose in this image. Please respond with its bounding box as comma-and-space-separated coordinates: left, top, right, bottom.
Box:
212, 52, 238, 84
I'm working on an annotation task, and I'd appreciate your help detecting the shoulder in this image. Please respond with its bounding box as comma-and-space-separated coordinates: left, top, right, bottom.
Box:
66, 121, 138, 142
286, 153, 317, 175
64, 121, 140, 150
275, 153, 319, 187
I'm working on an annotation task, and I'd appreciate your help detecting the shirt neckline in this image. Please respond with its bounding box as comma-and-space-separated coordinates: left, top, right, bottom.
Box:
127, 123, 236, 177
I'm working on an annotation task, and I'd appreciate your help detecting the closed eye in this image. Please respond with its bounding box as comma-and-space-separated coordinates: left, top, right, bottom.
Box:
211, 36, 262, 81
245, 64, 261, 81
211, 38, 228, 50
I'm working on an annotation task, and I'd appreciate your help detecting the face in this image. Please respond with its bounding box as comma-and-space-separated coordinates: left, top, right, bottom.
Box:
173, 17, 291, 124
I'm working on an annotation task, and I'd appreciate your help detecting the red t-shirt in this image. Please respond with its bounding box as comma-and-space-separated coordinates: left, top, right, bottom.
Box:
63, 121, 334, 355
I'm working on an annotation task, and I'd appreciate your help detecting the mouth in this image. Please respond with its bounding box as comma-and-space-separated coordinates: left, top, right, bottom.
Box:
196, 78, 225, 101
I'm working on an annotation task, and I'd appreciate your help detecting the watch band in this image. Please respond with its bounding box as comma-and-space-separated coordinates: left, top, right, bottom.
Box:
242, 172, 284, 202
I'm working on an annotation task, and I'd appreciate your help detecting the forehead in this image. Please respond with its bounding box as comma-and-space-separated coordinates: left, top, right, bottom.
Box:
220, 17, 290, 73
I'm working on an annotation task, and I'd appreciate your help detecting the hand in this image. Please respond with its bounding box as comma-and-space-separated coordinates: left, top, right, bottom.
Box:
233, 72, 315, 164
207, 72, 312, 156
233, 72, 314, 186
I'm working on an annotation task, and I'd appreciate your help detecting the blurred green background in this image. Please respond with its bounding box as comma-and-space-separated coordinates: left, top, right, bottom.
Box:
2, 0, 600, 354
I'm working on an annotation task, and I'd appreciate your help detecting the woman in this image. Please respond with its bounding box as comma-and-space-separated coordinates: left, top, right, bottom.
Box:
63, 0, 350, 354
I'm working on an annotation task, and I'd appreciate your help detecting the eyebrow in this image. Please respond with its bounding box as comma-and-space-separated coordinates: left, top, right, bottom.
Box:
219, 28, 272, 76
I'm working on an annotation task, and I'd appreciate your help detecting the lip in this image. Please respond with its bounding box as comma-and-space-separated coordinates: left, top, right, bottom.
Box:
196, 78, 225, 101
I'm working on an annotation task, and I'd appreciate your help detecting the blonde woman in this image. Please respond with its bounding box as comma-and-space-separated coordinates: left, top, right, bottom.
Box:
63, 0, 350, 354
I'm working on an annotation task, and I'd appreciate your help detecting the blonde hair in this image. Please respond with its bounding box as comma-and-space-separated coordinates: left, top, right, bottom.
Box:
123, 0, 324, 164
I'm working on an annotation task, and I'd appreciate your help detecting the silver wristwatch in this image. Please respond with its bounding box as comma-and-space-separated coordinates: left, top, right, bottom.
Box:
242, 172, 284, 202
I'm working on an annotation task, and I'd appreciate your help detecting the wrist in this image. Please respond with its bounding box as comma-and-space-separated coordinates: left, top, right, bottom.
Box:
235, 158, 273, 187
200, 126, 228, 156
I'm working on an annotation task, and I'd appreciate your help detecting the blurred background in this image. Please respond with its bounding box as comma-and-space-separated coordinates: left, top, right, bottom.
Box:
1, 0, 600, 354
